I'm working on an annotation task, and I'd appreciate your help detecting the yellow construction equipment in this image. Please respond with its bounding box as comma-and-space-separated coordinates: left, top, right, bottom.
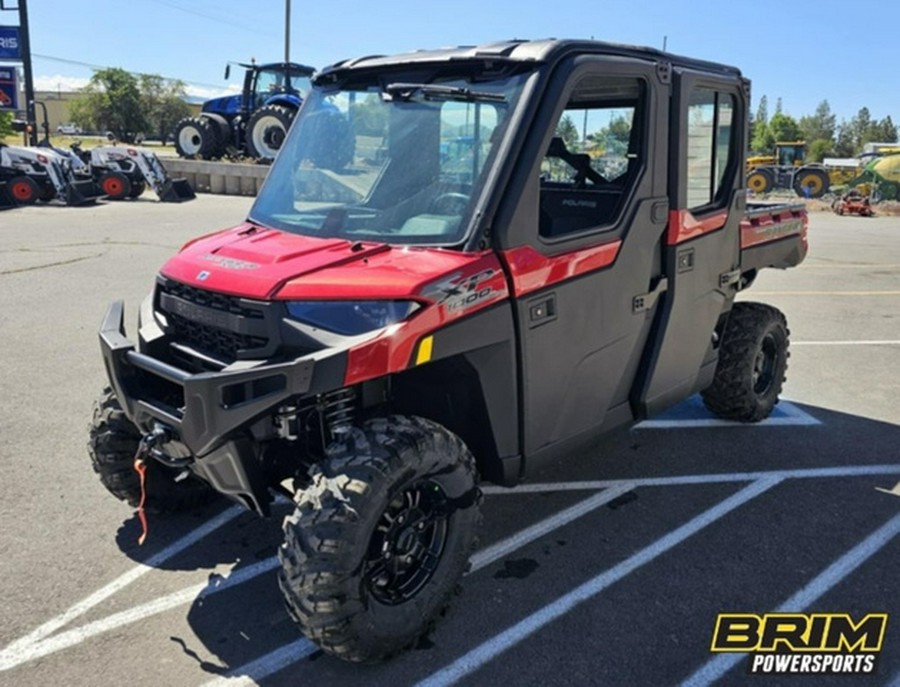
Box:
746, 141, 831, 198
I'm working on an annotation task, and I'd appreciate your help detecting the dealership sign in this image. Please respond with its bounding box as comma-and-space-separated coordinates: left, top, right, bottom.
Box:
0, 65, 18, 110
0, 26, 20, 60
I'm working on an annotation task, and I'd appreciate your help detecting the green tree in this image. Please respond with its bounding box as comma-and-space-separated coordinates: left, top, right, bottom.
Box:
751, 121, 774, 154
834, 121, 855, 157
799, 100, 836, 146
807, 139, 834, 162
0, 111, 13, 138
139, 74, 190, 144
70, 68, 148, 142
767, 112, 801, 143
755, 95, 768, 127
556, 114, 580, 150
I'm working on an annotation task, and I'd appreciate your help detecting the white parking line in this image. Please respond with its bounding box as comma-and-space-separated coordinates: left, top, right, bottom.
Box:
481, 464, 900, 495
0, 504, 244, 671
201, 639, 318, 686
680, 511, 900, 686
415, 477, 782, 687
0, 485, 634, 675
637, 400, 820, 428
792, 340, 900, 346
0, 557, 281, 671
197, 483, 638, 686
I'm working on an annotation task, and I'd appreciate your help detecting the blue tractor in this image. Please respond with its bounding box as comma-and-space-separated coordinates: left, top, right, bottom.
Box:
173, 61, 315, 162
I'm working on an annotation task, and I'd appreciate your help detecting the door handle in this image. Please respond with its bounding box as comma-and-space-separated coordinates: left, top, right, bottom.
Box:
527, 294, 556, 328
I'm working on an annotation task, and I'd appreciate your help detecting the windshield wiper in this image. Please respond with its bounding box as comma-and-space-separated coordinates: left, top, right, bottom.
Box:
384, 82, 507, 103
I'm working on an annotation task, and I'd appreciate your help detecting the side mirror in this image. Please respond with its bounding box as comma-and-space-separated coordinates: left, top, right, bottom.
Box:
224, 64, 231, 80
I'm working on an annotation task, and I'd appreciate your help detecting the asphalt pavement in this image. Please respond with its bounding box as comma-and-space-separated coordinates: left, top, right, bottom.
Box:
0, 196, 897, 687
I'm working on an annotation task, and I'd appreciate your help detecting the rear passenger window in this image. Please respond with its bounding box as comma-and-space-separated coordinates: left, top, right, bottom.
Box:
539, 76, 645, 239
686, 89, 736, 210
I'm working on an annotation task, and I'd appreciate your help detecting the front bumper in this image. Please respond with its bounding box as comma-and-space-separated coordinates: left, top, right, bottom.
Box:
99, 300, 342, 514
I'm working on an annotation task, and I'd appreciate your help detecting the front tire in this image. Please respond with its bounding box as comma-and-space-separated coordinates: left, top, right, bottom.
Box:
173, 117, 220, 159
746, 168, 774, 194
88, 387, 213, 512
702, 302, 789, 422
278, 416, 481, 663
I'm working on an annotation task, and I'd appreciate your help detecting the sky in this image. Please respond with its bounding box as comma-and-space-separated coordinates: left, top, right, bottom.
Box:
5, 0, 899, 126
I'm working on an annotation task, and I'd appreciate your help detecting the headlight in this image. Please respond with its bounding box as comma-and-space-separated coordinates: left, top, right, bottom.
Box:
285, 300, 420, 336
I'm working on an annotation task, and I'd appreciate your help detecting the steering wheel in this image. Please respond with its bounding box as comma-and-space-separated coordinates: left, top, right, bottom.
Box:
429, 192, 470, 215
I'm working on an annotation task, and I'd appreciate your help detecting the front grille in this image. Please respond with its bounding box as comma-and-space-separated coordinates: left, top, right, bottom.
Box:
157, 279, 273, 363
162, 280, 263, 319
168, 312, 268, 360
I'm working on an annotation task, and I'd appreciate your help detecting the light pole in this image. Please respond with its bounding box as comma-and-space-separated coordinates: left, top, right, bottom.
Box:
284, 0, 291, 65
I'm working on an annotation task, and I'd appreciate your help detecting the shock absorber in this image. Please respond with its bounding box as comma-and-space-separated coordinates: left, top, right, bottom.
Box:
320, 387, 357, 439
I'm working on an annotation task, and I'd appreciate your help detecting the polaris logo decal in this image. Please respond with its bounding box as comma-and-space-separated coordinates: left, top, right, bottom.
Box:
200, 254, 261, 270
561, 199, 597, 208
196, 270, 211, 281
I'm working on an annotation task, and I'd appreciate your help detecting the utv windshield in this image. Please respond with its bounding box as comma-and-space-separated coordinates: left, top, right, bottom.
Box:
249, 70, 528, 246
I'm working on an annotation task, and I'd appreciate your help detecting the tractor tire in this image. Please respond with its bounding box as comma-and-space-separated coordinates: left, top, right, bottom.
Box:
8, 176, 40, 205
246, 105, 295, 162
128, 180, 146, 198
88, 387, 213, 513
279, 415, 481, 663
98, 171, 132, 200
792, 168, 829, 199
701, 302, 790, 422
174, 116, 219, 159
746, 168, 774, 194
38, 184, 57, 202
202, 113, 231, 157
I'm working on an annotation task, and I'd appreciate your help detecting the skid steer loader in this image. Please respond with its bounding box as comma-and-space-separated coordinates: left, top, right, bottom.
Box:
0, 143, 103, 206
56, 143, 195, 202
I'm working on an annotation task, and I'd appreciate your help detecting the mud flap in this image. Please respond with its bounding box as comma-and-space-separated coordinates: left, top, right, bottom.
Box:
159, 177, 196, 202
0, 183, 15, 210
65, 179, 105, 206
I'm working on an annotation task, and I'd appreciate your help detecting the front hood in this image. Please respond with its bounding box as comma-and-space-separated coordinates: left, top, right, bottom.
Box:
202, 95, 241, 115
160, 223, 493, 301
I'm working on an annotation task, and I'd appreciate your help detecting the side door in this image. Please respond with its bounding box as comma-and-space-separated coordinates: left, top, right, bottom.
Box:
496, 56, 671, 467
633, 69, 746, 417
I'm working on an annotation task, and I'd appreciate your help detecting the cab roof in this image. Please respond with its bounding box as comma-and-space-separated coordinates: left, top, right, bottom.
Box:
318, 38, 742, 81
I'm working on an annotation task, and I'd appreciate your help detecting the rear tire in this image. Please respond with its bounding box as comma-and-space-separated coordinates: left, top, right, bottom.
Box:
792, 168, 829, 198
9, 176, 40, 204
278, 416, 481, 663
702, 302, 789, 422
246, 105, 295, 162
174, 117, 219, 159
99, 171, 132, 200
88, 387, 213, 513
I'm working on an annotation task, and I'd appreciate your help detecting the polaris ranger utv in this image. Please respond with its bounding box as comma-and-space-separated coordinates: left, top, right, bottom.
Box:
92, 39, 808, 662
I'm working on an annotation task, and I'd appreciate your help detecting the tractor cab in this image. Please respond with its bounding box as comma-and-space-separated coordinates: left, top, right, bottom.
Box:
774, 141, 807, 167
241, 62, 315, 114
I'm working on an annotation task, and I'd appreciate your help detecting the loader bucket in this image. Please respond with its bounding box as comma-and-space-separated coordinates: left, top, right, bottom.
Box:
65, 179, 104, 206
0, 183, 16, 210
159, 177, 196, 202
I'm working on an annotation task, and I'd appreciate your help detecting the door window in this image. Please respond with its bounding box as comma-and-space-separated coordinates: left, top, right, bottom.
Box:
686, 89, 736, 210
539, 76, 645, 238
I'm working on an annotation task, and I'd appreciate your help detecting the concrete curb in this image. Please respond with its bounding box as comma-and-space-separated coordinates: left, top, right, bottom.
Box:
159, 158, 270, 196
